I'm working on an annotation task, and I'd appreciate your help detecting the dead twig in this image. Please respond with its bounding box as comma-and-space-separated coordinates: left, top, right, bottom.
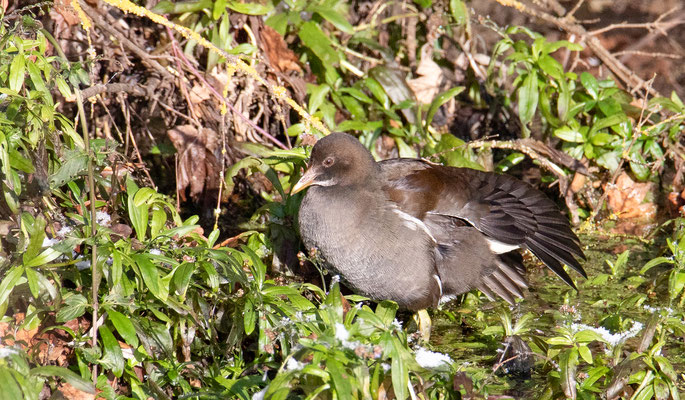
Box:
164, 27, 290, 150
80, 2, 174, 81
80, 83, 146, 99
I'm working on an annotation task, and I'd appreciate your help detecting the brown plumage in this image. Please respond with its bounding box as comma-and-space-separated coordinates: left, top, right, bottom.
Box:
293, 133, 586, 310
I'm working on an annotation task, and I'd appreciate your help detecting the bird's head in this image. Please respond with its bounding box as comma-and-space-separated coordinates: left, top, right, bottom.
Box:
292, 133, 377, 194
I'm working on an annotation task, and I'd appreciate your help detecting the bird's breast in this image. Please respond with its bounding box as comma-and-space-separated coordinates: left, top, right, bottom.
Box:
298, 187, 440, 308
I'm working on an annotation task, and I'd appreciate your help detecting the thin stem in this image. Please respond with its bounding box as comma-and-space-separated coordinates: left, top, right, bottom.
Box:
75, 87, 100, 384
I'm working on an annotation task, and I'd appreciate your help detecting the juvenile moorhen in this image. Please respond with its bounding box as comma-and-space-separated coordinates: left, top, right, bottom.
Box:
292, 133, 586, 310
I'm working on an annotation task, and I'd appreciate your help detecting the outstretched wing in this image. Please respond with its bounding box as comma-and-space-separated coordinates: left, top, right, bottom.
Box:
380, 159, 586, 290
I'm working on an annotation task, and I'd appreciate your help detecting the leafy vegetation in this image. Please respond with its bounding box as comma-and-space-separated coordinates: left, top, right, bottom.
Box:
0, 1, 684, 399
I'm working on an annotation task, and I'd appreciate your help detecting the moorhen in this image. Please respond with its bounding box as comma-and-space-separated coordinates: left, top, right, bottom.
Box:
292, 133, 586, 311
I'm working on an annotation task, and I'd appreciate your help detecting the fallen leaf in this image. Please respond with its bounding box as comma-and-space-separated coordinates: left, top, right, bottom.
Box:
407, 44, 443, 105
54, 0, 81, 26
605, 172, 657, 219
260, 25, 302, 74
605, 172, 658, 235
53, 382, 95, 400
167, 125, 220, 202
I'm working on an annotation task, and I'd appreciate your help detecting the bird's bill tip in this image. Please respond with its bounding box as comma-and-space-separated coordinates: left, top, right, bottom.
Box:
291, 168, 318, 194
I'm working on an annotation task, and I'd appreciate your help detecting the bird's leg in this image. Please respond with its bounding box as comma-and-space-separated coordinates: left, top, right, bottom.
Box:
411, 309, 432, 343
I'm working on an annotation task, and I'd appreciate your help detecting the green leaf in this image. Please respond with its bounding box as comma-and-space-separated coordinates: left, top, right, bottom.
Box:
56, 293, 88, 322
128, 188, 149, 241
226, 0, 272, 15
172, 262, 195, 297
496, 152, 525, 172
299, 22, 339, 66
375, 300, 399, 326
629, 151, 650, 181
24, 247, 61, 268
341, 95, 365, 120
150, 208, 166, 239
27, 61, 51, 104
559, 348, 578, 399
8, 149, 35, 174
55, 75, 73, 98
30, 366, 94, 394
581, 72, 599, 99
336, 120, 383, 132
578, 345, 593, 364
543, 40, 583, 54
311, 6, 354, 34
574, 329, 607, 344
518, 72, 539, 126
654, 355, 677, 382
132, 254, 167, 302
538, 55, 563, 80
394, 137, 417, 158
327, 358, 353, 398
547, 336, 573, 346
338, 87, 373, 103
265, 12, 288, 35
152, 0, 212, 14
133, 187, 157, 207
49, 149, 88, 188
669, 270, 685, 300
425, 86, 464, 127
0, 266, 24, 306
243, 298, 256, 335
590, 132, 614, 146
596, 150, 620, 171
450, 0, 469, 25
590, 113, 628, 134
307, 84, 331, 114
25, 268, 40, 298
391, 340, 408, 400
581, 366, 610, 389
0, 368, 24, 399
99, 325, 124, 377
242, 245, 266, 288
632, 383, 655, 400
554, 126, 585, 142
108, 309, 139, 348
365, 77, 389, 108
9, 54, 25, 92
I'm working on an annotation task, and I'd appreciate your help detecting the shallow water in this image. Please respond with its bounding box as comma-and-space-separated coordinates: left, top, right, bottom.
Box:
430, 231, 685, 398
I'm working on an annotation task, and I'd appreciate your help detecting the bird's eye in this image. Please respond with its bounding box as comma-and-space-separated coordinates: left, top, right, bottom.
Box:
322, 157, 335, 167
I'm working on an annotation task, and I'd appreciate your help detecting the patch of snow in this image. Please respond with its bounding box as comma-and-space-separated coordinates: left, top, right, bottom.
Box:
96, 211, 111, 226
335, 322, 349, 342
415, 347, 453, 369
252, 387, 267, 400
571, 321, 644, 347
42, 237, 57, 247
285, 357, 305, 371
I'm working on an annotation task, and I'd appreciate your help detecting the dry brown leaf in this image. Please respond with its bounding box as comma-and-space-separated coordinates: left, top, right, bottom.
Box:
260, 25, 302, 74
605, 172, 658, 235
53, 382, 95, 400
54, 0, 81, 26
667, 190, 685, 217
605, 172, 657, 219
189, 83, 212, 105
167, 125, 220, 202
407, 44, 443, 105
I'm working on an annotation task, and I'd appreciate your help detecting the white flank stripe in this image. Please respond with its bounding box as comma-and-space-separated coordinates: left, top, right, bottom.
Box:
486, 238, 520, 254
392, 208, 437, 243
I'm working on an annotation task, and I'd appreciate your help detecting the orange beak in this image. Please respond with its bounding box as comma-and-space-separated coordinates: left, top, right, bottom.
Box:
291, 166, 319, 194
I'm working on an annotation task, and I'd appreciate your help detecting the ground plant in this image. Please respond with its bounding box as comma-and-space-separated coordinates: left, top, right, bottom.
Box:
0, 0, 684, 399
